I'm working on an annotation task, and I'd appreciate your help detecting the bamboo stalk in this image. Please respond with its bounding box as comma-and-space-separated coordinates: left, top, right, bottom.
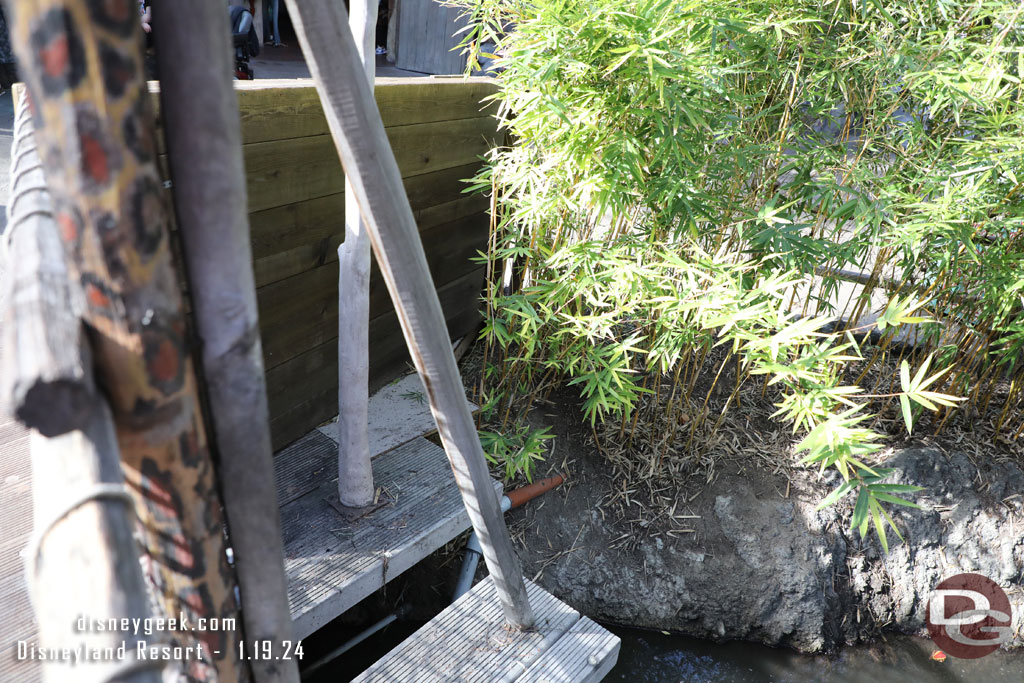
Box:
336, 0, 377, 508
284, 0, 535, 629
150, 2, 298, 680
6, 4, 247, 679
0, 99, 92, 436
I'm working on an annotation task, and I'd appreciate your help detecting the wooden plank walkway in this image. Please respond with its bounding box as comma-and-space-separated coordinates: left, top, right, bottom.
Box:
0, 406, 39, 683
352, 577, 620, 682
317, 372, 465, 454
276, 428, 501, 640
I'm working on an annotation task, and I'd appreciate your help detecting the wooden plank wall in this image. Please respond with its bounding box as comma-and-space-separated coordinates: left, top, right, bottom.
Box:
395, 0, 468, 75
155, 77, 498, 450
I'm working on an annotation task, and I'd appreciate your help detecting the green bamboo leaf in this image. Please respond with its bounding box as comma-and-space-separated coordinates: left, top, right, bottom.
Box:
900, 394, 913, 434
871, 491, 921, 509
817, 480, 856, 510
917, 391, 964, 407
852, 487, 870, 538
908, 392, 938, 411
910, 354, 933, 392
869, 497, 889, 553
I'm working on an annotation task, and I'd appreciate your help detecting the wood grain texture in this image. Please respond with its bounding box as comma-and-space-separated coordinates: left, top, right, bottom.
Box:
2, 91, 158, 683
30, 405, 163, 683
350, 578, 612, 682
152, 2, 299, 679
284, 0, 533, 628
0, 100, 93, 437
395, 0, 469, 75
336, 0, 378, 508
241, 118, 496, 213
7, 8, 246, 678
151, 78, 497, 451
0, 412, 38, 683
243, 135, 347, 213
151, 78, 497, 149
279, 435, 503, 640
258, 226, 486, 373
250, 192, 486, 288
266, 268, 486, 450
518, 618, 621, 683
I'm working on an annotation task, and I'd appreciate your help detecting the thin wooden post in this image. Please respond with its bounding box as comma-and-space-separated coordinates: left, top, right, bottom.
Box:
284, 0, 535, 628
151, 3, 299, 681
0, 96, 92, 436
5, 2, 248, 679
3, 94, 160, 683
336, 0, 376, 508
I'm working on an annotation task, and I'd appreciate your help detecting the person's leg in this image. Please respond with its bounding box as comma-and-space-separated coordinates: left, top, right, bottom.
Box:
271, 0, 282, 46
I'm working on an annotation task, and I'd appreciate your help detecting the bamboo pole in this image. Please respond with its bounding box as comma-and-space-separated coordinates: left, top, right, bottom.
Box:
336, 0, 376, 508
150, 3, 298, 681
284, 0, 535, 628
5, 3, 247, 679
0, 98, 92, 436
4, 95, 160, 683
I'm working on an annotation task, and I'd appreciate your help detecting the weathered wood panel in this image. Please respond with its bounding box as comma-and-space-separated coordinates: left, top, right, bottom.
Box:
266, 268, 486, 449
395, 0, 468, 75
277, 434, 503, 640
243, 136, 347, 213
250, 179, 488, 289
151, 78, 497, 150
243, 118, 497, 213
257, 215, 485, 372
351, 582, 620, 681
179, 78, 498, 450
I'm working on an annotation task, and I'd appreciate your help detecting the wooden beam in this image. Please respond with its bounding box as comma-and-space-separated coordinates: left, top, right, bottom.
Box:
284, 0, 534, 628
0, 98, 92, 437
29, 405, 164, 683
266, 268, 485, 450
6, 4, 246, 679
336, 0, 378, 508
151, 2, 299, 680
3, 92, 160, 683
151, 78, 499, 151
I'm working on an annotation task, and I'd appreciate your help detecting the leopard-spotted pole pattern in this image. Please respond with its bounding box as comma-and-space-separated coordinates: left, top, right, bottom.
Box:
3, 1, 248, 680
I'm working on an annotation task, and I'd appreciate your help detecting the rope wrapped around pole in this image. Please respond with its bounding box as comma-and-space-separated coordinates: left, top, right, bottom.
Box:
3, 87, 161, 683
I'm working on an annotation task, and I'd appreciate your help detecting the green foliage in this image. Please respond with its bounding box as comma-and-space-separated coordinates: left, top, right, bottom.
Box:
479, 424, 555, 482
453, 0, 1024, 548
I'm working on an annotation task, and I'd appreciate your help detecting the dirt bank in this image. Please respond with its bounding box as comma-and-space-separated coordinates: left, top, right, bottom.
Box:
506, 388, 1024, 653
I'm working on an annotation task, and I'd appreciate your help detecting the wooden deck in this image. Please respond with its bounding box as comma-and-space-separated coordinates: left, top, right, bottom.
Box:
276, 429, 501, 639
352, 577, 620, 682
0, 411, 37, 683
0, 369, 488, 678
1, 369, 621, 682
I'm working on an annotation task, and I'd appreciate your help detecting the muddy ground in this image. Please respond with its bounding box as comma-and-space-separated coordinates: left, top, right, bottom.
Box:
500, 385, 1024, 653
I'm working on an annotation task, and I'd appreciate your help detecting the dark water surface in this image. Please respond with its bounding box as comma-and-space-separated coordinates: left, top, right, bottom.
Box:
604, 624, 1024, 683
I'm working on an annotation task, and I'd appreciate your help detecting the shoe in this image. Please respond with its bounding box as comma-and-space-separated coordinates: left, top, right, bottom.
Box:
375, 46, 387, 55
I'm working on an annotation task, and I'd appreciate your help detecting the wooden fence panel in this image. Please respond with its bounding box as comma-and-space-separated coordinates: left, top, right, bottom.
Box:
228, 78, 498, 449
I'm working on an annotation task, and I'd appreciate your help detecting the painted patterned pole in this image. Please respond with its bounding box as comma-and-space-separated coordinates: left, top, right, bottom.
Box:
3, 1, 249, 680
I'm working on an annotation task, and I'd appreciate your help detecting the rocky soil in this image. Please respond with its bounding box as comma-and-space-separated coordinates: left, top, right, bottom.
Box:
507, 390, 1024, 653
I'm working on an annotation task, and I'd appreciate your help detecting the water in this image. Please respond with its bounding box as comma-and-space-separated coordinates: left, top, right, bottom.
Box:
604, 624, 1024, 683
308, 615, 1024, 682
